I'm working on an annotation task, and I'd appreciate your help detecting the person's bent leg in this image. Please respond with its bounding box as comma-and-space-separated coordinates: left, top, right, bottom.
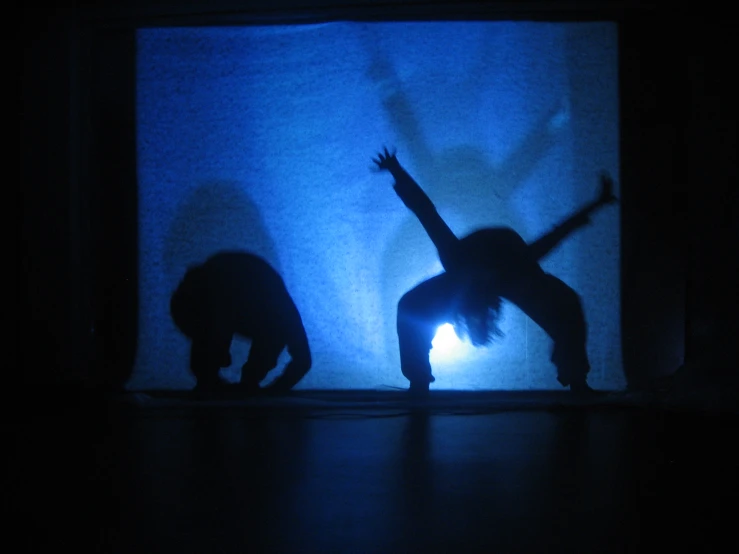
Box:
511, 274, 592, 391
190, 335, 232, 394
397, 274, 456, 393
547, 279, 592, 391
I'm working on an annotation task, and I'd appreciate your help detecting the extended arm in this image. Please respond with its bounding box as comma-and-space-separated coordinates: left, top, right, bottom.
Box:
373, 148, 460, 269
528, 172, 618, 261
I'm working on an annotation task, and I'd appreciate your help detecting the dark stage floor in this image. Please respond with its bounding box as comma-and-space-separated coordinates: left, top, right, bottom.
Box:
10, 389, 739, 553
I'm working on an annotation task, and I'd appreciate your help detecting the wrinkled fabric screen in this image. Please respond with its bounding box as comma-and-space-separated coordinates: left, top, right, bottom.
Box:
133, 21, 622, 390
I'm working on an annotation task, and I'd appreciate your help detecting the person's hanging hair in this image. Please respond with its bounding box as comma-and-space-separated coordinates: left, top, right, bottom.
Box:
452, 275, 505, 347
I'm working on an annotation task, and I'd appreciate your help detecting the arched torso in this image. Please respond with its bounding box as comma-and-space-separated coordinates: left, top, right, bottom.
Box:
453, 227, 545, 296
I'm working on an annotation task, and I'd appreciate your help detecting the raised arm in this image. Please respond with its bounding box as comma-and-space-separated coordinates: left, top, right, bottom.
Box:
528, 172, 618, 261
373, 148, 460, 269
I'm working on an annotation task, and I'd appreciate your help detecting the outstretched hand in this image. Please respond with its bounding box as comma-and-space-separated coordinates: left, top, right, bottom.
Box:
597, 172, 618, 206
372, 147, 401, 172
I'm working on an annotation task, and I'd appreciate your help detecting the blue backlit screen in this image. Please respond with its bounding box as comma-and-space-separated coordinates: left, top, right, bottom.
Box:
132, 21, 622, 391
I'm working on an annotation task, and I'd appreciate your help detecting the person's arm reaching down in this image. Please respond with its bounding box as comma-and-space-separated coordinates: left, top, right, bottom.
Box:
373, 148, 460, 269
263, 297, 311, 394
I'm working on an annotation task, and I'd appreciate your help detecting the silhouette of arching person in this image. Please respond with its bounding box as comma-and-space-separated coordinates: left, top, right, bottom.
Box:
362, 37, 569, 372
372, 148, 617, 395
170, 251, 311, 396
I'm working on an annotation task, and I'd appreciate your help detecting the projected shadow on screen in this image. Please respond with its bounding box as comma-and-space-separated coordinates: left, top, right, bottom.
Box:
365, 52, 567, 380
163, 181, 281, 283
170, 251, 311, 397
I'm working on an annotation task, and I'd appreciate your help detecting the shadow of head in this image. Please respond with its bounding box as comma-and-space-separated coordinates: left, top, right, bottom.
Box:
163, 180, 279, 280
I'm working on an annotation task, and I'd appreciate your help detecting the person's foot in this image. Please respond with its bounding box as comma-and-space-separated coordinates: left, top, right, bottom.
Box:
237, 381, 264, 396
408, 381, 430, 399
569, 381, 607, 395
190, 375, 230, 399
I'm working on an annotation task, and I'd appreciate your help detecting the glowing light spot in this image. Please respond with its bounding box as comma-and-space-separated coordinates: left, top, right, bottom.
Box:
430, 322, 483, 368
431, 323, 462, 354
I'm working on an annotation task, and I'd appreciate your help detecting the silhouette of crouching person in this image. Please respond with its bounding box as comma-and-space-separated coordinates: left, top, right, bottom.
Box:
170, 251, 311, 396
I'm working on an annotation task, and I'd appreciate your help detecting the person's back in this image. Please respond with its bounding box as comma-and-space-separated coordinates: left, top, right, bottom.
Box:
203, 252, 292, 333
172, 252, 291, 335
455, 227, 544, 292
